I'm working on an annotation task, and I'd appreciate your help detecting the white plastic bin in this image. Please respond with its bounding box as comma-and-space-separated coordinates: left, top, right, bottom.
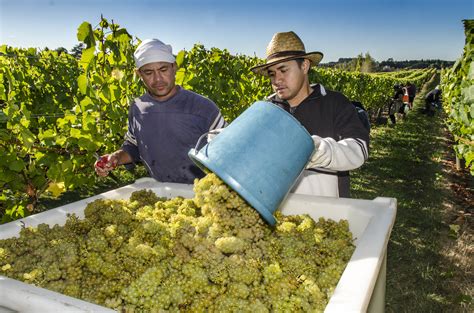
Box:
0, 177, 396, 313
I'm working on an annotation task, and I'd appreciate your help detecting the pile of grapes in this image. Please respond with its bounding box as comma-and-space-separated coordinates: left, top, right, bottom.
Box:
0, 173, 355, 312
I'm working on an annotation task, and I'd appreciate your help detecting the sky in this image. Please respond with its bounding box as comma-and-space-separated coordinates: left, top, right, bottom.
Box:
0, 0, 472, 62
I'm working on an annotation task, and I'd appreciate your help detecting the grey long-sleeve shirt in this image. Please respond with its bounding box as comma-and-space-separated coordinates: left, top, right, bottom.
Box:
122, 86, 226, 184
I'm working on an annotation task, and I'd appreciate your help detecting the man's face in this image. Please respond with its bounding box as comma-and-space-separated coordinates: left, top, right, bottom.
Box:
267, 59, 308, 104
137, 62, 177, 101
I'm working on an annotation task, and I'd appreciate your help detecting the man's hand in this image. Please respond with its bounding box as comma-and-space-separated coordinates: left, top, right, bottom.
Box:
306, 135, 331, 169
94, 153, 119, 177
207, 128, 224, 143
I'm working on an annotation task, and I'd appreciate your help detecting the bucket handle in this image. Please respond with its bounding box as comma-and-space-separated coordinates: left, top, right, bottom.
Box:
192, 129, 222, 155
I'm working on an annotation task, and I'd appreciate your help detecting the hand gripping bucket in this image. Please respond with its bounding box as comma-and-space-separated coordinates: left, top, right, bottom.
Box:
188, 101, 314, 225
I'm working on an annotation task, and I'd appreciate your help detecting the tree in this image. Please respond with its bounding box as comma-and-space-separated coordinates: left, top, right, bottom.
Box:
55, 47, 68, 55
71, 43, 85, 59
360, 52, 376, 73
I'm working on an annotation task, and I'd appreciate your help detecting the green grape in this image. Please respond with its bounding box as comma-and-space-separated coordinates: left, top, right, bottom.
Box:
0, 172, 355, 312
44, 263, 62, 281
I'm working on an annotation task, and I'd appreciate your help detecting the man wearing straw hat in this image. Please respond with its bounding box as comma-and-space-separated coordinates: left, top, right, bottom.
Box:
251, 31, 369, 198
94, 38, 226, 184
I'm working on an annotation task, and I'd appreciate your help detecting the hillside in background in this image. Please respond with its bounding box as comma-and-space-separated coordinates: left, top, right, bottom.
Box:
321, 55, 455, 71
56, 44, 455, 72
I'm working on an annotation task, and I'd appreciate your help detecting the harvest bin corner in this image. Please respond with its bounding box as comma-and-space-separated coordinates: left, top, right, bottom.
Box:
0, 177, 396, 313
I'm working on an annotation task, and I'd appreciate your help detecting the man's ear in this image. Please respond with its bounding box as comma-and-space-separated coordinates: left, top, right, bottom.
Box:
303, 59, 311, 74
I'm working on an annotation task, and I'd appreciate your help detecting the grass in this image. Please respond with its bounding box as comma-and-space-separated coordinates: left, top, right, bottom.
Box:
351, 78, 473, 312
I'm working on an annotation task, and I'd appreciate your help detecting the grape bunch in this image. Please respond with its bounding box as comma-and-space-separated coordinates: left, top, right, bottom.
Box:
0, 173, 355, 312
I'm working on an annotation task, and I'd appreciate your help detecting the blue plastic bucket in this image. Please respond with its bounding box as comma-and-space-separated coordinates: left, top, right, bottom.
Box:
188, 101, 313, 225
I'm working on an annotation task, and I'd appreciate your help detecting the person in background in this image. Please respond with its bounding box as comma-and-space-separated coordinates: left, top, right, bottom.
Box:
94, 39, 226, 183
251, 31, 369, 198
389, 84, 404, 124
424, 85, 442, 116
351, 100, 371, 132
406, 81, 417, 109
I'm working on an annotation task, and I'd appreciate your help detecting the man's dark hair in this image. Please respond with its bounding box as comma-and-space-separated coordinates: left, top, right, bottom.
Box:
295, 58, 305, 67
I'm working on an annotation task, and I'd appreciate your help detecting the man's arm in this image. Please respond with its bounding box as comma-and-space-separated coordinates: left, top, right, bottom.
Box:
209, 108, 227, 131
119, 103, 142, 165
306, 136, 367, 171
95, 103, 140, 176
307, 95, 369, 171
206, 105, 227, 142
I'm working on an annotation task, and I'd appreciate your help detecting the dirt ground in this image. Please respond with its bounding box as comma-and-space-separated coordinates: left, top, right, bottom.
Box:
438, 130, 473, 311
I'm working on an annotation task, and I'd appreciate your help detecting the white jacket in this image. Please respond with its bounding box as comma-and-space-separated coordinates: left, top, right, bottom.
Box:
269, 84, 369, 198
292, 136, 367, 197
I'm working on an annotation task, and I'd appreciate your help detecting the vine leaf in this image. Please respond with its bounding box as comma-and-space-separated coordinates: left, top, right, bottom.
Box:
46, 182, 66, 197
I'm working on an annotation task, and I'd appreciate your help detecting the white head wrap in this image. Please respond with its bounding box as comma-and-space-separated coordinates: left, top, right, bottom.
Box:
133, 39, 175, 68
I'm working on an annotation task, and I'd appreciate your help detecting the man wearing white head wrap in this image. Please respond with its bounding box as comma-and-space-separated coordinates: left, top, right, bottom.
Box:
94, 38, 227, 183
133, 39, 176, 68
132, 39, 179, 101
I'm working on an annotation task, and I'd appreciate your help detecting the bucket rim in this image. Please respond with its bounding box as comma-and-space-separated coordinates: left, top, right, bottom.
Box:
253, 101, 312, 140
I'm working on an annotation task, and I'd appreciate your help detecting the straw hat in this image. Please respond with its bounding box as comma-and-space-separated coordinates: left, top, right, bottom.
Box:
251, 31, 323, 76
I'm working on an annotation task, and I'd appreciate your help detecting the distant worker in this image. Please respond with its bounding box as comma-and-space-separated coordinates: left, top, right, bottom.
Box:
406, 81, 417, 109
389, 84, 404, 124
424, 86, 442, 116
